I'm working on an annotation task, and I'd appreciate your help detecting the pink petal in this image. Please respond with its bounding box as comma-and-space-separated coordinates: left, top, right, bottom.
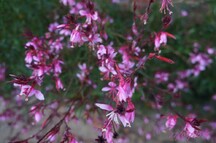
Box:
102, 87, 111, 92
95, 103, 113, 111
79, 10, 87, 16
108, 82, 116, 87
35, 113, 42, 122
99, 66, 107, 72
118, 115, 131, 127
92, 12, 98, 20
34, 90, 45, 100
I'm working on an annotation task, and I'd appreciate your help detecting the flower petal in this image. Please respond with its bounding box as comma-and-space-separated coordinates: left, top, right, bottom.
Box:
102, 87, 111, 92
95, 103, 113, 111
34, 90, 45, 100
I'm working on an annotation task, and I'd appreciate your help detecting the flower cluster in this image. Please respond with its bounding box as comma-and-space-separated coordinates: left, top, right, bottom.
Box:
4, 0, 213, 142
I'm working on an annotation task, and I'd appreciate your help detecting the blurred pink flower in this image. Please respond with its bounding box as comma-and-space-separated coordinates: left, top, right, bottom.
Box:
165, 115, 178, 130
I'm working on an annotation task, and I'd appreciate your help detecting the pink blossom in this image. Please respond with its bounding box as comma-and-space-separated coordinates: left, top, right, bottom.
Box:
30, 106, 42, 123
154, 32, 175, 51
183, 118, 206, 138
125, 99, 135, 122
97, 44, 117, 65
102, 82, 117, 95
59, 28, 71, 36
47, 134, 56, 142
70, 25, 86, 46
76, 63, 93, 85
165, 115, 178, 130
69, 2, 83, 14
55, 77, 64, 91
155, 71, 169, 83
99, 65, 117, 79
25, 51, 33, 63
53, 59, 64, 75
97, 45, 107, 60
95, 103, 133, 127
49, 38, 63, 52
48, 22, 59, 32
207, 47, 215, 55
88, 34, 102, 46
14, 84, 44, 100
102, 124, 114, 143
168, 80, 187, 93
184, 120, 199, 138
32, 64, 50, 77
117, 78, 133, 102
79, 10, 98, 25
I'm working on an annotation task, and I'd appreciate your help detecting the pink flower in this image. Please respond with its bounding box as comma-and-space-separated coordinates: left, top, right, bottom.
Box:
117, 78, 133, 102
76, 63, 93, 85
118, 46, 135, 74
88, 34, 102, 46
102, 124, 114, 143
48, 22, 59, 32
25, 51, 33, 63
70, 25, 87, 46
79, 10, 98, 25
97, 45, 107, 60
99, 65, 117, 79
125, 99, 135, 122
155, 71, 169, 83
32, 64, 50, 77
14, 84, 44, 101
154, 32, 176, 51
53, 59, 64, 75
47, 134, 56, 142
183, 118, 206, 138
55, 77, 64, 91
102, 82, 117, 95
95, 103, 133, 127
30, 106, 42, 123
49, 38, 63, 52
165, 115, 178, 130
97, 44, 117, 66
207, 48, 215, 55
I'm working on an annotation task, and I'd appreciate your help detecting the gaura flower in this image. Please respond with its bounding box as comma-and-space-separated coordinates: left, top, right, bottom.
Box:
165, 115, 178, 130
183, 117, 206, 138
95, 101, 135, 127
